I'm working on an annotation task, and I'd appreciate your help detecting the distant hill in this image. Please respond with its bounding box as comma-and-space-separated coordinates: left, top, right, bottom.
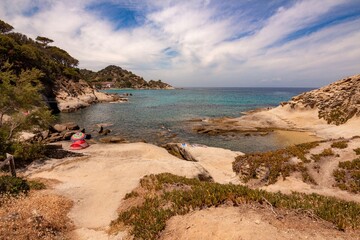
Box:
80, 65, 174, 89
282, 74, 360, 125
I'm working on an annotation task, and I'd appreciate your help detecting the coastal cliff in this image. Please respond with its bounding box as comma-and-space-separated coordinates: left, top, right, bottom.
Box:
80, 65, 174, 89
283, 74, 360, 125
53, 78, 126, 112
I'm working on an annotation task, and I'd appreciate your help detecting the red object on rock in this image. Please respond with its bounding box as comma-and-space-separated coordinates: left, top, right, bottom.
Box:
70, 140, 89, 150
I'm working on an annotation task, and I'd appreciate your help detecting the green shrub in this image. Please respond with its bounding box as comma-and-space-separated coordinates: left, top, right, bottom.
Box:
311, 148, 334, 162
333, 158, 360, 193
232, 141, 319, 184
0, 176, 30, 195
11, 142, 45, 167
331, 141, 348, 149
28, 180, 46, 190
354, 148, 360, 155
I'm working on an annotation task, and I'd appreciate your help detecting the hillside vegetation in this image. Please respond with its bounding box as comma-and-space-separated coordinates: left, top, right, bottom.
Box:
81, 65, 173, 89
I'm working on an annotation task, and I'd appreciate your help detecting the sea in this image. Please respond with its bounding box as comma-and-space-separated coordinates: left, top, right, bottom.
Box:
56, 88, 312, 153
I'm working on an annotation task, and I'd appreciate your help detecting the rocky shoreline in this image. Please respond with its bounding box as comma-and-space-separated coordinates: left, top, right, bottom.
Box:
54, 78, 128, 112
191, 74, 360, 140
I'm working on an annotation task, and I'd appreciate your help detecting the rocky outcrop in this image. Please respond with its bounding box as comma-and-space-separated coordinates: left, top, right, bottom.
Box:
163, 143, 197, 161
27, 122, 90, 143
282, 74, 360, 125
80, 65, 174, 89
54, 78, 127, 112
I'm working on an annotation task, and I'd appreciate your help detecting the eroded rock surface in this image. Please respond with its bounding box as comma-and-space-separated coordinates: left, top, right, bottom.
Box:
283, 74, 360, 125
54, 78, 127, 112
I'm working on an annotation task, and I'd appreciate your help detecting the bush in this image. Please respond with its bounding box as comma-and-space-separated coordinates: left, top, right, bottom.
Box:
331, 141, 348, 149
232, 141, 319, 185
311, 148, 334, 162
11, 142, 45, 167
0, 176, 30, 195
333, 158, 360, 193
354, 148, 360, 155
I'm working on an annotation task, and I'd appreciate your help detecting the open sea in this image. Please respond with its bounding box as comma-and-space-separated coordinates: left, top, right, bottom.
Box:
57, 88, 312, 153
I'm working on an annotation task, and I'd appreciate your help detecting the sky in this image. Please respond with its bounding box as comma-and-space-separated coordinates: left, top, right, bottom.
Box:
1, 0, 360, 87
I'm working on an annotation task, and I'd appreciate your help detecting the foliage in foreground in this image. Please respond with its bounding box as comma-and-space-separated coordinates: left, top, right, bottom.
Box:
333, 158, 360, 193
112, 173, 360, 239
0, 65, 52, 163
0, 175, 30, 195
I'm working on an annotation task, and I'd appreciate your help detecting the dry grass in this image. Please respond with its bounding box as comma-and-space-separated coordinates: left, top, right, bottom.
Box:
0, 191, 73, 240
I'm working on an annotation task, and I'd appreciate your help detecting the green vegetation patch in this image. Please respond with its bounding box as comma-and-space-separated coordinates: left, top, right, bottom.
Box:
112, 173, 360, 239
333, 158, 360, 193
331, 141, 348, 149
0, 176, 30, 195
232, 142, 319, 185
311, 148, 334, 162
28, 180, 46, 190
354, 148, 360, 155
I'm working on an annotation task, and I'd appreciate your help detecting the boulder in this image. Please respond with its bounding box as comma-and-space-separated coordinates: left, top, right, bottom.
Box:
163, 143, 197, 162
53, 124, 67, 132
99, 136, 127, 143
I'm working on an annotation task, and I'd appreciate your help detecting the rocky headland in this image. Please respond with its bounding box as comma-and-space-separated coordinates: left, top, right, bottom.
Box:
282, 74, 360, 125
54, 77, 127, 112
81, 65, 174, 90
193, 73, 360, 140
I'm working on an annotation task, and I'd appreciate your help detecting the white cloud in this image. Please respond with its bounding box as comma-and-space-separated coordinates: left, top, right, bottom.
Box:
0, 0, 359, 87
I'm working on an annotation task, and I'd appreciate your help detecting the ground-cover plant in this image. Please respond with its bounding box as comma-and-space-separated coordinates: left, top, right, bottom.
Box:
354, 148, 360, 155
0, 175, 30, 195
311, 148, 334, 162
112, 173, 360, 239
232, 141, 319, 185
333, 158, 360, 193
331, 141, 348, 149
0, 175, 46, 197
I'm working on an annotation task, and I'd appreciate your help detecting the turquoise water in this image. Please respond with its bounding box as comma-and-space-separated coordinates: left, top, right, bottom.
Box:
57, 88, 312, 153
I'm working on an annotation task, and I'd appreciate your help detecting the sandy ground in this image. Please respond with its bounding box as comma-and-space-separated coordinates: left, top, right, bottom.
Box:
181, 144, 243, 184
26, 142, 238, 239
160, 205, 360, 240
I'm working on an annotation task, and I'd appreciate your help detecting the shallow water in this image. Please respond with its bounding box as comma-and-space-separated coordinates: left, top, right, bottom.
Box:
57, 88, 312, 153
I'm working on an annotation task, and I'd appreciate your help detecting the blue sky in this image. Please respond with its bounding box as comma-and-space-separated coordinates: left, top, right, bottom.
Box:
1, 0, 360, 87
